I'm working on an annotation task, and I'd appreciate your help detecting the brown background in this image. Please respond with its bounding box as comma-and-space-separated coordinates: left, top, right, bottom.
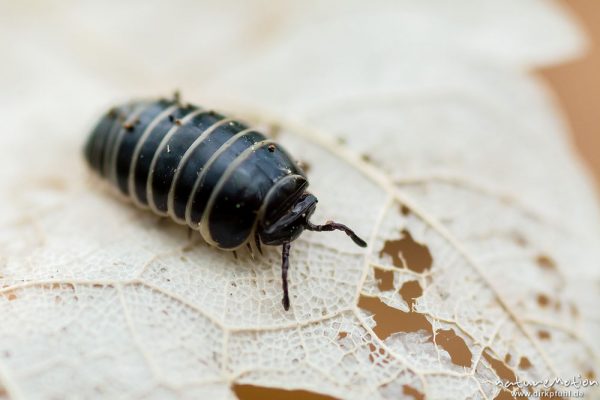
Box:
540, 0, 600, 191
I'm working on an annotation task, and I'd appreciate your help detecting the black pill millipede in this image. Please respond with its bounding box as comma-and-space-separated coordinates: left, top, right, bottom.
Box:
84, 94, 367, 310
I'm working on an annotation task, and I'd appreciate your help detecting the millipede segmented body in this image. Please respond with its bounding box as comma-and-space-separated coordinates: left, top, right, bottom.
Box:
84, 96, 367, 310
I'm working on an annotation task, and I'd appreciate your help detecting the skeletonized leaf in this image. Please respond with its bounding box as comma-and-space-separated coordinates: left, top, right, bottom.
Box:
0, 1, 598, 399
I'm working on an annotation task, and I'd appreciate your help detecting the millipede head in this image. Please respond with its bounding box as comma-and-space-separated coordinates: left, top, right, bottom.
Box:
258, 192, 367, 311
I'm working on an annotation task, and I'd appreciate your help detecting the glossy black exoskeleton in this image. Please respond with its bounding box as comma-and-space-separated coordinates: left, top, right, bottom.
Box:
84, 95, 367, 310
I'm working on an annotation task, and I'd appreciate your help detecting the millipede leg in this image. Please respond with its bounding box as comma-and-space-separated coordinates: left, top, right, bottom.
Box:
255, 232, 263, 256
173, 89, 181, 105
281, 242, 291, 311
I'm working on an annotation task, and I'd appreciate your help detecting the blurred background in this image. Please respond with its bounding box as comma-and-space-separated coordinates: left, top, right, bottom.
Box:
543, 0, 600, 190
0, 1, 598, 399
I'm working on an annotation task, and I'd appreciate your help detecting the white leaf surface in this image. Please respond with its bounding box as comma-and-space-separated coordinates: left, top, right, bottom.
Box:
0, 1, 599, 399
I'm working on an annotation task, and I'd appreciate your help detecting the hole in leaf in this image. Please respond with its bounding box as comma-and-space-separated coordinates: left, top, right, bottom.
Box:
402, 384, 425, 400
337, 331, 348, 340
538, 330, 551, 340
358, 293, 472, 369
536, 254, 556, 271
367, 343, 392, 365
379, 230, 433, 273
484, 350, 529, 400
536, 294, 550, 307
518, 356, 532, 370
399, 280, 423, 309
358, 295, 432, 339
232, 384, 338, 400
374, 268, 394, 291
434, 329, 472, 368
494, 389, 519, 400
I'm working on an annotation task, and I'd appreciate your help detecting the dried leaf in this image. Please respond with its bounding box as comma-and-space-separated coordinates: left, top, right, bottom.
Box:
0, 1, 599, 399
